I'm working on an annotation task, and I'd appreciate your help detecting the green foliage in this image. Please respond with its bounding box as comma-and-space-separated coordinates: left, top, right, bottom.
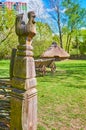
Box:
33, 40, 52, 58
0, 7, 15, 29
79, 30, 86, 54
0, 8, 18, 59
62, 26, 69, 35
33, 22, 53, 58
0, 29, 18, 59
36, 22, 52, 40
72, 29, 86, 55
52, 34, 59, 43
79, 41, 86, 54
62, 0, 86, 53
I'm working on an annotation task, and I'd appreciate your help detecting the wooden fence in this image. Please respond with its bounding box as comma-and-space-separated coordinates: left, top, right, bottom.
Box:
0, 79, 11, 130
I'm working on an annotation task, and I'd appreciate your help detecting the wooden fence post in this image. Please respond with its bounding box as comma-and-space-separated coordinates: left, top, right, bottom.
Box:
10, 11, 37, 130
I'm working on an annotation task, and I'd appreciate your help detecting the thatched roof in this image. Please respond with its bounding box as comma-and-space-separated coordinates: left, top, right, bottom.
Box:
41, 42, 70, 59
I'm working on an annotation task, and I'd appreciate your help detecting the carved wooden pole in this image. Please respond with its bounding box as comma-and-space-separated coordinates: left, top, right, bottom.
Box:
10, 11, 37, 130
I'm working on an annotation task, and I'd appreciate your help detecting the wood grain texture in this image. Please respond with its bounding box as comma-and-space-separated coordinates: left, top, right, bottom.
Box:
10, 11, 37, 130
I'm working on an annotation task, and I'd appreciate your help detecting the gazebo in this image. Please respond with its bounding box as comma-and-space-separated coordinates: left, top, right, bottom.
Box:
41, 42, 70, 60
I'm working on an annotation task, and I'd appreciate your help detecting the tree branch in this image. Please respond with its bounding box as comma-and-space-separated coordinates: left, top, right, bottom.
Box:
0, 25, 14, 45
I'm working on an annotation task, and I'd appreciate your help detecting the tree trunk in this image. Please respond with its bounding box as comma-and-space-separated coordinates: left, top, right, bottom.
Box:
65, 34, 69, 51
57, 7, 63, 48
76, 36, 79, 57
67, 35, 71, 53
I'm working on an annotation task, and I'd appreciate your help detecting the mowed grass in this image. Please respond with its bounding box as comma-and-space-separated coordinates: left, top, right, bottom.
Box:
0, 60, 10, 78
0, 60, 86, 130
37, 60, 86, 130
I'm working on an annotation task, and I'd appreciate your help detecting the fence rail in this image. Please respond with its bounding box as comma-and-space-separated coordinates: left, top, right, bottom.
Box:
0, 79, 11, 130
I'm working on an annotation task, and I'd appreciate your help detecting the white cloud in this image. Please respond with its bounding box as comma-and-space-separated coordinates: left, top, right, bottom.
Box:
60, 8, 67, 13
5, 0, 51, 21
46, 7, 67, 14
6, 0, 25, 2
46, 8, 55, 12
27, 0, 50, 20
81, 27, 86, 30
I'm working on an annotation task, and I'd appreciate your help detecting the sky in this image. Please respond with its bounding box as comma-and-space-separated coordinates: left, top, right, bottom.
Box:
29, 0, 86, 32
1, 0, 86, 32
1, 0, 86, 15
2, 0, 85, 8
43, 0, 86, 8
1, 0, 86, 8
80, 0, 86, 8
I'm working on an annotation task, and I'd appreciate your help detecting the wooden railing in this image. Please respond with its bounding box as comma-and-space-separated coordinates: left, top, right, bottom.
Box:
0, 79, 11, 130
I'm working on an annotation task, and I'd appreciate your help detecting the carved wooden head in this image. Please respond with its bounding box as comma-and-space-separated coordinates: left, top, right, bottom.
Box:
15, 11, 36, 42
28, 11, 36, 24
16, 13, 24, 22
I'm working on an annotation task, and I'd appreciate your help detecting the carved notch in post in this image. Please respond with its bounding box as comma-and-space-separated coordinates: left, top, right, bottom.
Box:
10, 11, 37, 130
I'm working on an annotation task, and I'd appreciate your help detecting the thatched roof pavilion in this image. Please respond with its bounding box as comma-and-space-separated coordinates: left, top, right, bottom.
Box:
41, 42, 70, 60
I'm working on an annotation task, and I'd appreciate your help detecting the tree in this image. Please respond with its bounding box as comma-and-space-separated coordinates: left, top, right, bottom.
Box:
0, 8, 15, 45
47, 0, 63, 48
33, 22, 53, 58
62, 0, 86, 53
78, 29, 86, 55
0, 8, 18, 59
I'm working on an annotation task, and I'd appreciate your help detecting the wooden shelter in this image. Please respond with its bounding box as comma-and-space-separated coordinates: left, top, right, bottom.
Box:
41, 42, 70, 60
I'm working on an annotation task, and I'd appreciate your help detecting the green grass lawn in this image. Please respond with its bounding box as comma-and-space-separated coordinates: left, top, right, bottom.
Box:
0, 60, 86, 130
0, 60, 10, 78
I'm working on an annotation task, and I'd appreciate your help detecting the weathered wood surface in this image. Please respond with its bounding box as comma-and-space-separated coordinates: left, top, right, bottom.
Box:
10, 48, 17, 80
0, 81, 11, 130
35, 58, 56, 75
10, 11, 37, 130
0, 79, 11, 86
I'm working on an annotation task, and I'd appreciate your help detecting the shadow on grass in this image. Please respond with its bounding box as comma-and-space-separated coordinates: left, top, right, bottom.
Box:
57, 69, 86, 89
37, 68, 86, 89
